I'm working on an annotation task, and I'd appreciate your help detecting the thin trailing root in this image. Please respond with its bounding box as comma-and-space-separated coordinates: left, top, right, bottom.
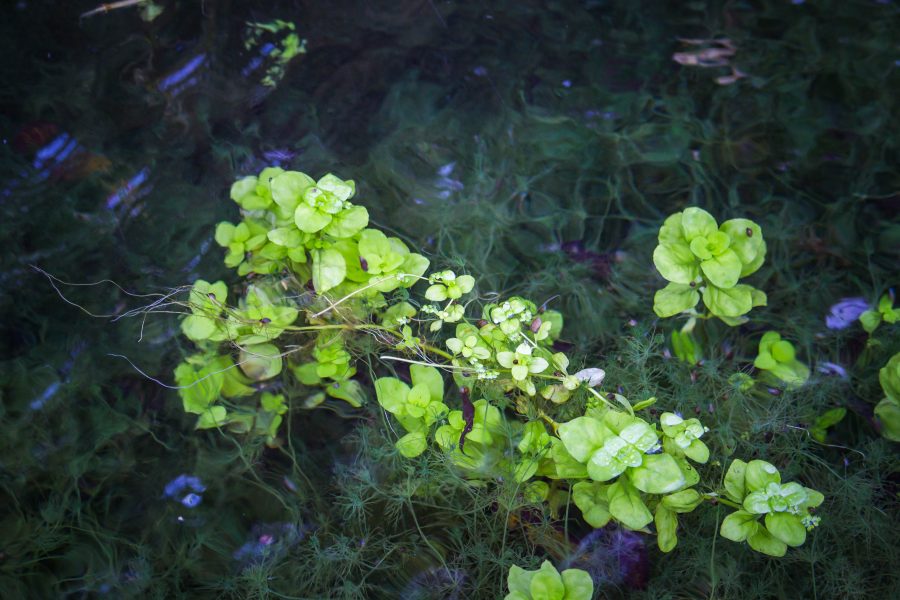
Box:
32, 264, 188, 318
80, 0, 147, 20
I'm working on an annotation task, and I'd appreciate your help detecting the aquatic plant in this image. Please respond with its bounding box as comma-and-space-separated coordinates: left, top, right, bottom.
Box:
874, 352, 900, 441
172, 167, 824, 562
652, 207, 766, 325
719, 460, 823, 557
505, 560, 593, 600
752, 331, 810, 388
860, 292, 899, 334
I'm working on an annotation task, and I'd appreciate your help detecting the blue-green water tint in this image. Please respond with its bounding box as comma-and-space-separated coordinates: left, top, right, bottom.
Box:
1, 0, 898, 598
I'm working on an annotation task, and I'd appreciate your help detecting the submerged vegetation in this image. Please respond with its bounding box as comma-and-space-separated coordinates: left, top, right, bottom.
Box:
1, 0, 898, 598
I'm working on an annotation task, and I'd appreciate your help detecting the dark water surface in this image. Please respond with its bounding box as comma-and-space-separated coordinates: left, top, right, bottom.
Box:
1, 1, 898, 598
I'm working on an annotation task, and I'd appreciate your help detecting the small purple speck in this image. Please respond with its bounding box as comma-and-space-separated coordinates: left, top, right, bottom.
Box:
562, 80, 572, 88
473, 66, 488, 77
437, 162, 456, 177
164, 474, 206, 498
817, 362, 848, 378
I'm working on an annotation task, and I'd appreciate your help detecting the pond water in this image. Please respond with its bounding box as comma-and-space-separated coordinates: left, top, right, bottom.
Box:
1, 1, 898, 598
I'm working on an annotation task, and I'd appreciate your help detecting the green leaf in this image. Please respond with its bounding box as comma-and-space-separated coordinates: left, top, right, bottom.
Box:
662, 489, 702, 513
560, 568, 594, 600
655, 504, 678, 552
558, 417, 611, 463
230, 176, 258, 202
325, 205, 369, 238
681, 207, 718, 241
653, 282, 700, 317
214, 222, 236, 246
311, 248, 347, 293
409, 364, 444, 403
814, 407, 846, 430
879, 353, 900, 402
586, 445, 629, 482
196, 406, 228, 429
294, 202, 332, 233
175, 361, 224, 414
237, 193, 271, 211
358, 228, 391, 261
293, 363, 322, 385
316, 173, 355, 201
683, 439, 710, 463
747, 526, 788, 557
720, 218, 766, 276
542, 310, 564, 340
267, 227, 303, 248
549, 440, 589, 479
765, 512, 806, 547
744, 460, 780, 492
859, 309, 882, 333
754, 351, 777, 370
700, 249, 742, 288
507, 565, 535, 597
572, 481, 611, 528
238, 343, 283, 381
629, 453, 685, 494
749, 286, 767, 307
743, 490, 772, 514
702, 284, 753, 318
374, 377, 410, 414
396, 431, 427, 458
653, 242, 699, 284
673, 456, 700, 488
874, 397, 900, 442
514, 459, 540, 483
724, 459, 748, 503
530, 562, 565, 600
425, 284, 448, 302
802, 488, 825, 509
632, 397, 658, 412
401, 253, 431, 282
608, 479, 652, 530
326, 379, 366, 407
658, 212, 685, 244
720, 510, 759, 542
260, 392, 286, 414
271, 171, 315, 210
181, 315, 218, 341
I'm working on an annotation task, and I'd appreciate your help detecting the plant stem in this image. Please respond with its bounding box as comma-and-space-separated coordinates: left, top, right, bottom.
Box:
703, 493, 742, 510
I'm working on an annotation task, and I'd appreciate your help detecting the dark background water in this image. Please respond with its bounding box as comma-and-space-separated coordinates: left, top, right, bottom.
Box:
1, 1, 898, 598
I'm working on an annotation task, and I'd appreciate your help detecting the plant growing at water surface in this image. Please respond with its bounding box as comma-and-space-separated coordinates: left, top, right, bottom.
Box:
859, 291, 899, 334
652, 207, 767, 325
874, 351, 900, 441
171, 168, 824, 569
752, 331, 810, 388
505, 561, 593, 600
719, 460, 824, 557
